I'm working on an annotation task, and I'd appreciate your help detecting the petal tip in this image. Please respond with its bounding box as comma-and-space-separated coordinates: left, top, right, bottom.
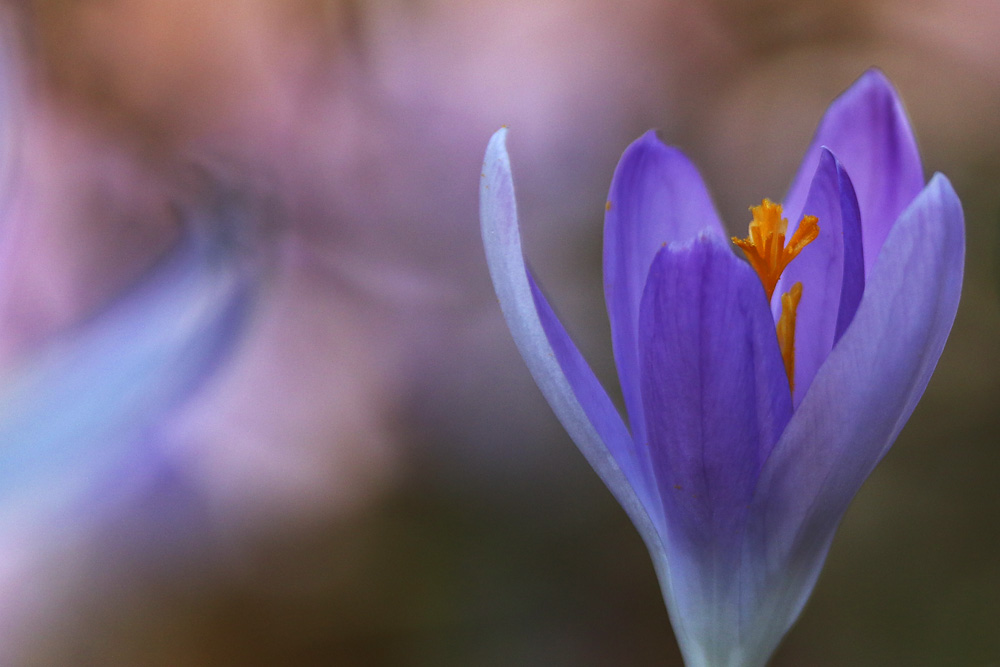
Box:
816, 145, 837, 163
628, 129, 690, 162
484, 127, 511, 167
850, 68, 900, 102
623, 129, 668, 162
858, 66, 891, 86
480, 128, 520, 252
924, 173, 965, 240
621, 130, 702, 171
813, 146, 842, 176
830, 68, 908, 124
919, 173, 964, 228
926, 171, 955, 195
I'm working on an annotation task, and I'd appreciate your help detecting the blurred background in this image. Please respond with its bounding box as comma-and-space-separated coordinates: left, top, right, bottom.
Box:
0, 0, 996, 664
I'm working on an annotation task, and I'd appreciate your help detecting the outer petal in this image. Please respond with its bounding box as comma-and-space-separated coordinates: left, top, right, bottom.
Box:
739, 174, 964, 662
0, 212, 258, 529
603, 132, 726, 458
779, 148, 864, 406
638, 237, 792, 667
783, 69, 924, 274
479, 128, 666, 555
529, 275, 657, 515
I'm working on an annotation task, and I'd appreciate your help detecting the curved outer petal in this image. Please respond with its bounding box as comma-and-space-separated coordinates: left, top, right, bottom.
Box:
782, 69, 924, 275
529, 275, 657, 516
604, 132, 726, 459
638, 237, 792, 667
479, 128, 674, 575
779, 148, 864, 406
0, 212, 258, 530
738, 174, 964, 663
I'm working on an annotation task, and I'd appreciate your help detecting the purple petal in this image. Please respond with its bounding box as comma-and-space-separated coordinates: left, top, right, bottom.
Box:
479, 128, 664, 548
637, 237, 792, 661
638, 237, 794, 663
783, 69, 924, 275
639, 236, 792, 549
779, 148, 864, 406
834, 164, 866, 342
603, 132, 725, 455
529, 274, 660, 519
741, 174, 964, 654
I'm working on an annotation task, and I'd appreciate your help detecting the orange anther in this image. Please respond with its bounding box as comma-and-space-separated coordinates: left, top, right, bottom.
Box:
732, 199, 818, 301
776, 282, 803, 391
733, 200, 818, 393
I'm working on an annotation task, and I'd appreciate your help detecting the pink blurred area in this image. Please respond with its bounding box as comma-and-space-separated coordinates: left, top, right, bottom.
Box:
0, 0, 997, 664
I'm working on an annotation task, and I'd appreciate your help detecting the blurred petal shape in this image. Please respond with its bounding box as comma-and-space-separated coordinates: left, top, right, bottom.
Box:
0, 196, 257, 529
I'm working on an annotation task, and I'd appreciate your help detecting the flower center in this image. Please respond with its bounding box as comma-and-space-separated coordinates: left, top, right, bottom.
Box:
732, 199, 819, 392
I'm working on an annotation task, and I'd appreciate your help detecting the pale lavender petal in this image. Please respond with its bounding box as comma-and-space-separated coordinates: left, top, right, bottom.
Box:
529, 274, 658, 516
603, 132, 725, 454
740, 174, 964, 656
783, 69, 924, 275
779, 148, 863, 406
479, 128, 665, 549
637, 236, 792, 665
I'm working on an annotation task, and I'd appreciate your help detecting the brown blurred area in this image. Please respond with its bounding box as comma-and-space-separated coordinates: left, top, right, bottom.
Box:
2, 0, 997, 664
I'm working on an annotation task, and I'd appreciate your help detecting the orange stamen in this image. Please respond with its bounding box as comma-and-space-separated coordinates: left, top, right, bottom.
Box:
732, 199, 819, 392
732, 199, 819, 301
776, 282, 803, 391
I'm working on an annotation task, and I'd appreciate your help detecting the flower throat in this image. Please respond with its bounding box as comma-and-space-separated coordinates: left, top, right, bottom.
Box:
732, 199, 819, 393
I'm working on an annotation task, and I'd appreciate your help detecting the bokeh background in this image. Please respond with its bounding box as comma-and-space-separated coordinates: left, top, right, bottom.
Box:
0, 0, 997, 664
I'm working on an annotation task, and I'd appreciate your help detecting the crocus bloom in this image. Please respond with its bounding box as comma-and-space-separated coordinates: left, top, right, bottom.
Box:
479, 70, 964, 666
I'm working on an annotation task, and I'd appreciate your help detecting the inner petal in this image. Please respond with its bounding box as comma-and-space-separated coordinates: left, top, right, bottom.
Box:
603, 133, 726, 466
778, 149, 864, 405
638, 237, 792, 555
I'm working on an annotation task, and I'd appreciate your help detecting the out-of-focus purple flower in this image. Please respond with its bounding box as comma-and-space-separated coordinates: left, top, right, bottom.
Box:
480, 70, 964, 665
0, 194, 258, 534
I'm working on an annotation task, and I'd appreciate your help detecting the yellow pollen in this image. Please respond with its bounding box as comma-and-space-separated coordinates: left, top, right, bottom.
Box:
776, 282, 803, 391
732, 199, 819, 302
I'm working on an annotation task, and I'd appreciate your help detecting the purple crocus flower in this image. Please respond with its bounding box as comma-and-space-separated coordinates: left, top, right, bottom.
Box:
479, 70, 964, 666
